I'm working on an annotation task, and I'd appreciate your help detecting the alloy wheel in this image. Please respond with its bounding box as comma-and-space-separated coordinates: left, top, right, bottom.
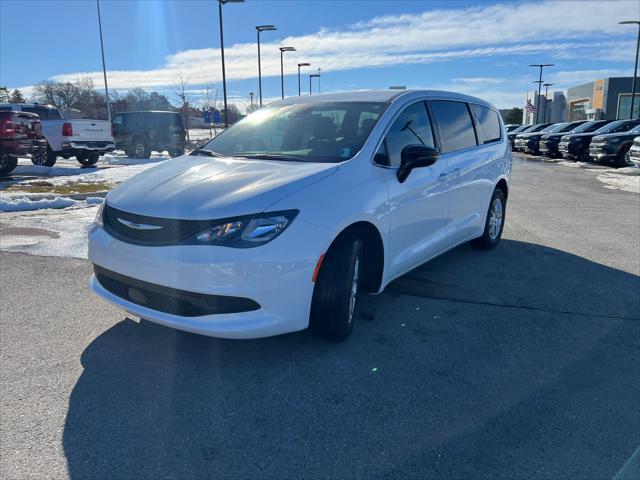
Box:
488, 198, 503, 240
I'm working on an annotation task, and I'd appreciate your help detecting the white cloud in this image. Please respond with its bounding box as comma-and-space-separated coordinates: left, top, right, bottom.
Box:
17, 0, 637, 109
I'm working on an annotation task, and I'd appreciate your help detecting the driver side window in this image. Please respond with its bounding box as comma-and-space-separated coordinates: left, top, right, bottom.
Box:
375, 101, 434, 167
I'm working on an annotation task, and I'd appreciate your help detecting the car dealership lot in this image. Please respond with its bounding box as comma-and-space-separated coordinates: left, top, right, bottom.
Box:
1, 154, 639, 479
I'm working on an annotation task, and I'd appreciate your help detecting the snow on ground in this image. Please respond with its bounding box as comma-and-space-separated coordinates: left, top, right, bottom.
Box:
0, 202, 98, 259
595, 167, 640, 194
0, 196, 102, 213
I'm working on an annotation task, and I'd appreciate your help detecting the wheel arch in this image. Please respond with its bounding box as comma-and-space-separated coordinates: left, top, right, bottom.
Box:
324, 221, 385, 294
496, 178, 508, 199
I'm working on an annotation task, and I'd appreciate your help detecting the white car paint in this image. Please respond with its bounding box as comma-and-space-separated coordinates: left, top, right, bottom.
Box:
88, 90, 511, 339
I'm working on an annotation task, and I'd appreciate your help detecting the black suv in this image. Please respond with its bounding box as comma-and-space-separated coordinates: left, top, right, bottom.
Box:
558, 119, 640, 162
111, 111, 186, 159
589, 123, 640, 166
540, 120, 610, 158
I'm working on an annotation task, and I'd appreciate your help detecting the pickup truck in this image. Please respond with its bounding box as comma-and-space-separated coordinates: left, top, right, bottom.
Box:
0, 103, 115, 166
0, 111, 47, 176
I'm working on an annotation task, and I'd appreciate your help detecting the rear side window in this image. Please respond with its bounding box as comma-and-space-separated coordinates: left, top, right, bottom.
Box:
469, 104, 501, 144
376, 101, 435, 167
112, 115, 123, 126
22, 107, 62, 120
430, 100, 477, 153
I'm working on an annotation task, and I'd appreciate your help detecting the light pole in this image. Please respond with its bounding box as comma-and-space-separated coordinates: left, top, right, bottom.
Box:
317, 68, 322, 93
218, 0, 244, 128
297, 63, 311, 96
620, 20, 640, 119
96, 0, 111, 123
543, 83, 554, 122
309, 74, 320, 95
529, 63, 554, 123
256, 24, 276, 108
279, 47, 296, 99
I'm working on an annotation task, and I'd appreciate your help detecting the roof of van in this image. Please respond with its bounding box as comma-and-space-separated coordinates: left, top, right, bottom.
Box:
0, 103, 58, 109
275, 89, 495, 108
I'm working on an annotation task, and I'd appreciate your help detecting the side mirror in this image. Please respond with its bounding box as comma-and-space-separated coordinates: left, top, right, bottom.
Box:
397, 144, 439, 183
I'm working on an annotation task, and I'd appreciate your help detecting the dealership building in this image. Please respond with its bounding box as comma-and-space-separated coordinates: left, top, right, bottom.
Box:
566, 77, 639, 121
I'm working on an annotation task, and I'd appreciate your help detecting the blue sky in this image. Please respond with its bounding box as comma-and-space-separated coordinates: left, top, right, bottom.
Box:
1, 0, 638, 111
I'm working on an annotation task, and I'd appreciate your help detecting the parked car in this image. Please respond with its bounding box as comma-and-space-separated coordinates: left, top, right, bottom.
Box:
507, 124, 540, 149
0, 103, 115, 166
0, 111, 47, 176
589, 124, 640, 166
89, 90, 511, 341
540, 120, 608, 158
511, 123, 552, 151
628, 136, 640, 167
558, 119, 640, 162
504, 123, 521, 133
111, 111, 186, 159
514, 122, 572, 155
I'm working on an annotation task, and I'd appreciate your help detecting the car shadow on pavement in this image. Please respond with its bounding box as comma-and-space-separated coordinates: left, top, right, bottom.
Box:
63, 240, 640, 479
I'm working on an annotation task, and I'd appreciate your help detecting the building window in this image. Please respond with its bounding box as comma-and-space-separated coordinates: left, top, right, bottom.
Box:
617, 94, 640, 119
569, 99, 589, 121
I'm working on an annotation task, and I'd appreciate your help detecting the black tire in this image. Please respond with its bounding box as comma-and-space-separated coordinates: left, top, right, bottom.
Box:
578, 148, 590, 163
124, 149, 135, 158
310, 236, 363, 341
0, 152, 18, 176
169, 148, 185, 158
31, 145, 56, 167
132, 138, 151, 159
472, 188, 506, 250
616, 145, 632, 168
77, 152, 99, 166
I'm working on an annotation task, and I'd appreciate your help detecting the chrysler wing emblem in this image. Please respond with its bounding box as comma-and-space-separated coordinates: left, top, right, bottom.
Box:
116, 217, 163, 230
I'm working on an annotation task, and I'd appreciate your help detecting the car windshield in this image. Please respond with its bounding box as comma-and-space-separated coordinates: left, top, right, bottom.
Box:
529, 124, 549, 132
543, 123, 568, 133
594, 120, 628, 134
511, 125, 529, 133
570, 121, 604, 133
200, 101, 388, 163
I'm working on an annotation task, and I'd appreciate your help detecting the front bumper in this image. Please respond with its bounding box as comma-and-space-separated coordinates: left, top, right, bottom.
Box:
588, 143, 618, 162
629, 147, 640, 167
61, 141, 116, 155
558, 142, 581, 159
539, 140, 558, 156
88, 218, 332, 339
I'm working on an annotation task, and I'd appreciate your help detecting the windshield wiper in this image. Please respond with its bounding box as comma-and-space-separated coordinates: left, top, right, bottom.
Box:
190, 148, 221, 157
231, 153, 306, 162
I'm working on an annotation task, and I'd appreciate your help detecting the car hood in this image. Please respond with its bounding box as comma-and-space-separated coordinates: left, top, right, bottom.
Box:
518, 132, 543, 139
106, 154, 339, 219
592, 132, 636, 141
541, 133, 566, 140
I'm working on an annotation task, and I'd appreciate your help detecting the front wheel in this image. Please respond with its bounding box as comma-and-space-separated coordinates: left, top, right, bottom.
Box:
169, 148, 185, 158
617, 145, 632, 168
472, 188, 506, 250
0, 152, 18, 176
310, 237, 363, 341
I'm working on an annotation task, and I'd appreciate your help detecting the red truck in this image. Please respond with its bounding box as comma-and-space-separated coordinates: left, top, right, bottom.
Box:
0, 111, 47, 176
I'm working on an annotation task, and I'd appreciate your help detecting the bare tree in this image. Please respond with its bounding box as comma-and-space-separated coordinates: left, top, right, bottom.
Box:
172, 71, 192, 141
34, 80, 79, 109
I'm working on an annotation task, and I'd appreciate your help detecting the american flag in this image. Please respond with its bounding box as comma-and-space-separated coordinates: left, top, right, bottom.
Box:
525, 99, 538, 113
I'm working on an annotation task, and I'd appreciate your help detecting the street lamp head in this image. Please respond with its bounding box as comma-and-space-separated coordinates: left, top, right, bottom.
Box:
619, 20, 640, 25
256, 24, 277, 31
298, 62, 311, 67
310, 74, 321, 78
279, 46, 296, 52
543, 83, 555, 87
219, 0, 244, 4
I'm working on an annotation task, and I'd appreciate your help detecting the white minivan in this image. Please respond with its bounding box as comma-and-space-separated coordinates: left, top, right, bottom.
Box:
89, 90, 511, 341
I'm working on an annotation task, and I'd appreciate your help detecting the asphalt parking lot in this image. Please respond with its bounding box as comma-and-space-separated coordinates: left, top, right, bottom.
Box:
1, 153, 639, 479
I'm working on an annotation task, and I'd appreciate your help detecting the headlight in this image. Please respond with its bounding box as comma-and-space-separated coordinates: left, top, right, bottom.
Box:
92, 201, 105, 228
190, 210, 298, 248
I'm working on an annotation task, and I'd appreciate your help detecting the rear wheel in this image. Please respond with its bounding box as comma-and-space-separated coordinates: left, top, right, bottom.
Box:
0, 152, 18, 176
310, 236, 363, 341
169, 148, 185, 158
77, 152, 99, 166
472, 188, 506, 250
31, 145, 56, 167
578, 148, 590, 163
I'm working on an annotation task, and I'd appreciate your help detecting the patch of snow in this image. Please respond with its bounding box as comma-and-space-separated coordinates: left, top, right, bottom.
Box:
595, 171, 640, 194
0, 195, 103, 212
0, 206, 97, 259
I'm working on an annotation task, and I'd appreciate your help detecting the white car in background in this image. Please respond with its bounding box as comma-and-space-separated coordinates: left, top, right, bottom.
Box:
89, 90, 511, 341
0, 103, 115, 166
